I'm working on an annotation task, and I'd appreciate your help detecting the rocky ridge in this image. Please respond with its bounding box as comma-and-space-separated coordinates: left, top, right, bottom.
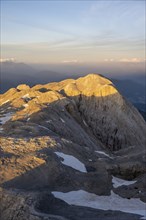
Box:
0, 73, 146, 220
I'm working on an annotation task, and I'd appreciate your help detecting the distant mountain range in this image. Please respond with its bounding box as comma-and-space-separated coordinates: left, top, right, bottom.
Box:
0, 61, 69, 93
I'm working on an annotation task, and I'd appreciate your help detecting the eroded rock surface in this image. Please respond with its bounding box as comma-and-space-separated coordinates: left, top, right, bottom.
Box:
0, 74, 146, 220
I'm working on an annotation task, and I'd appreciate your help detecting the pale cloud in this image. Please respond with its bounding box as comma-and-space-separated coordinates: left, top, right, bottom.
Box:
61, 60, 78, 64
103, 57, 145, 63
119, 58, 145, 63
104, 59, 115, 62
0, 58, 15, 62
1, 38, 144, 64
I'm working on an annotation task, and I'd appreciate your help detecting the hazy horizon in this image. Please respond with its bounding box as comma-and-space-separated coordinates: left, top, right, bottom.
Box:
1, 0, 145, 101
1, 59, 145, 80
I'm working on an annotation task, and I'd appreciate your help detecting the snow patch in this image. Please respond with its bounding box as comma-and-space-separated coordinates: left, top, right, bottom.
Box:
23, 104, 29, 108
52, 190, 146, 219
112, 176, 137, 188
54, 152, 87, 173
32, 123, 52, 132
22, 94, 30, 99
95, 150, 113, 159
37, 124, 52, 132
60, 118, 65, 123
46, 120, 52, 123
62, 139, 72, 144
83, 120, 88, 127
22, 94, 31, 101
1, 100, 10, 105
0, 112, 13, 124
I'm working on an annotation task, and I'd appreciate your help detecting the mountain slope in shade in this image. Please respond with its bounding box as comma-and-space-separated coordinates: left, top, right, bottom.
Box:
0, 73, 146, 220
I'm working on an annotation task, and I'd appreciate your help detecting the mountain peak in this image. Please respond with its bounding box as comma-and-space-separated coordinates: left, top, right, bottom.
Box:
0, 73, 145, 150
63, 73, 117, 97
78, 73, 112, 85
76, 73, 113, 89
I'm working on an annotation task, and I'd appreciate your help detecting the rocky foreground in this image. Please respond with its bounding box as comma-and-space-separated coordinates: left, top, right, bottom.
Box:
0, 74, 146, 220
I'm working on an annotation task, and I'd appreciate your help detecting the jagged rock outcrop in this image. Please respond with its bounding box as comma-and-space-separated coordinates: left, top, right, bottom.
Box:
0, 73, 146, 220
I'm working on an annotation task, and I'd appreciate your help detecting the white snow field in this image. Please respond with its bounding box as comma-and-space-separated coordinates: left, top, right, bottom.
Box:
112, 176, 137, 188
95, 150, 113, 159
60, 118, 65, 123
54, 152, 87, 173
0, 112, 13, 124
52, 190, 146, 219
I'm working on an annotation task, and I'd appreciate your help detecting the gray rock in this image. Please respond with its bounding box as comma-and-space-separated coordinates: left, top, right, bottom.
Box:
0, 74, 145, 220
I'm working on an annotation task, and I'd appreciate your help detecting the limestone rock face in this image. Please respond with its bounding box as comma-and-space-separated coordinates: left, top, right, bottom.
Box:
62, 74, 146, 150
0, 73, 146, 220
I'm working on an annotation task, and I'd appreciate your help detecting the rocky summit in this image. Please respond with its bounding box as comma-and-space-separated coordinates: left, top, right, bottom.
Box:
0, 73, 146, 220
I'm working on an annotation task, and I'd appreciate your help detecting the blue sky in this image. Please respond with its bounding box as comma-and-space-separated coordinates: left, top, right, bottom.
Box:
1, 0, 145, 63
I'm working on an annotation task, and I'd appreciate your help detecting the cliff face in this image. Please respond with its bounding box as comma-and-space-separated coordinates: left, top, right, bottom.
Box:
62, 74, 146, 150
0, 74, 146, 220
